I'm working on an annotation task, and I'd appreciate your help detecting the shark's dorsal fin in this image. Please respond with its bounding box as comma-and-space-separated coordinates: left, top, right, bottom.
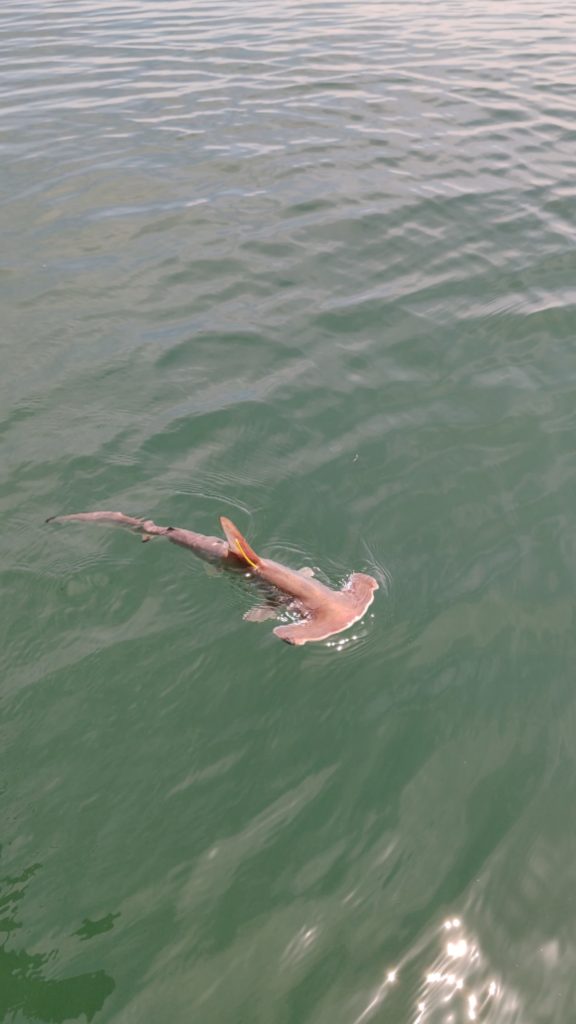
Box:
220, 517, 261, 568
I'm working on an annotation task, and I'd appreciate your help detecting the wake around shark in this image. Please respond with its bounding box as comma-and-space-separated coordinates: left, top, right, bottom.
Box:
46, 511, 378, 646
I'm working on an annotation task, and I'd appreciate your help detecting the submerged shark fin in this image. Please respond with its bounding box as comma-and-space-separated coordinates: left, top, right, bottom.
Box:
219, 517, 261, 568
243, 604, 279, 623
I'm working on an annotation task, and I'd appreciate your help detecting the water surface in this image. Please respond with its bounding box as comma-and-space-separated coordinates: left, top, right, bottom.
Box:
2, 2, 576, 1021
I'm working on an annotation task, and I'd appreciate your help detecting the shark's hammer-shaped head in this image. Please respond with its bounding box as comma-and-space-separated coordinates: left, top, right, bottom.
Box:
273, 571, 378, 645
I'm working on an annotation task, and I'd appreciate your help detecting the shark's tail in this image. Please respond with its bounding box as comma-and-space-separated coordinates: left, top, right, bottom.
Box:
46, 511, 167, 541
220, 517, 261, 568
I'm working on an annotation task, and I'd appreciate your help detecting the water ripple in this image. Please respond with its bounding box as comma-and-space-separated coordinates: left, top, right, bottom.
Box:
3, 0, 576, 1020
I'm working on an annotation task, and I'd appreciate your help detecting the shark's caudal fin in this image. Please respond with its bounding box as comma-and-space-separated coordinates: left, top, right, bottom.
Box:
219, 517, 261, 568
46, 511, 158, 533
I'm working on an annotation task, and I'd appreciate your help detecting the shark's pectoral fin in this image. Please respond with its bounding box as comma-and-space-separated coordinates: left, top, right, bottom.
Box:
243, 605, 280, 623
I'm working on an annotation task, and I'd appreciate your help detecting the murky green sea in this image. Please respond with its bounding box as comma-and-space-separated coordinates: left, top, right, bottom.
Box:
2, 1, 576, 1021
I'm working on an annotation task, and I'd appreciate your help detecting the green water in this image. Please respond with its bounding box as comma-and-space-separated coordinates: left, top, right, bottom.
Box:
3, 1, 576, 1021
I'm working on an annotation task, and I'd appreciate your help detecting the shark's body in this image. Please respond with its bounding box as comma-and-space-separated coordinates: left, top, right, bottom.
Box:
46, 511, 378, 645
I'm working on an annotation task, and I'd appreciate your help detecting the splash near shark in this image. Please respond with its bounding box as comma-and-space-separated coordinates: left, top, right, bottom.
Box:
46, 511, 378, 646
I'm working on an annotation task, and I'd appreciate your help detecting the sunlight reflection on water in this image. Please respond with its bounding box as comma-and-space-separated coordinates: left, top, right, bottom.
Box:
354, 914, 520, 1024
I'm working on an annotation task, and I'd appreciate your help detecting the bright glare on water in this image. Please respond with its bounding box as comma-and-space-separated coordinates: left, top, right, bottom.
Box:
2, 1, 576, 1021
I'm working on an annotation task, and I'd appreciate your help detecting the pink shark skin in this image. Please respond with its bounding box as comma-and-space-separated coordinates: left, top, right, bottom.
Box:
47, 511, 378, 646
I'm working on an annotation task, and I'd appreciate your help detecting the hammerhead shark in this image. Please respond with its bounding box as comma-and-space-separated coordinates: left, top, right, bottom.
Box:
46, 511, 378, 645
